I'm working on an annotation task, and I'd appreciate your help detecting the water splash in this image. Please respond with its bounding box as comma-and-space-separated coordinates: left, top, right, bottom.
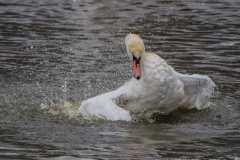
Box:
37, 79, 82, 120
46, 101, 81, 120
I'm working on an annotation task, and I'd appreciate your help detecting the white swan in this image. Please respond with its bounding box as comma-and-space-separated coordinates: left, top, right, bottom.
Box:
78, 34, 216, 121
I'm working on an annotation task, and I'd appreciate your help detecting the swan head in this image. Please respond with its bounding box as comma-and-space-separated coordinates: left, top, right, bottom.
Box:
125, 34, 145, 80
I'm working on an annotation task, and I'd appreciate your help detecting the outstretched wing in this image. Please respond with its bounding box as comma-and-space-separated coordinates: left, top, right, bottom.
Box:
178, 73, 216, 109
168, 67, 216, 110
79, 93, 132, 121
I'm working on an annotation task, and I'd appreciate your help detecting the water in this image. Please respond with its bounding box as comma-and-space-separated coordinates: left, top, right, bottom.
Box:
0, 0, 239, 159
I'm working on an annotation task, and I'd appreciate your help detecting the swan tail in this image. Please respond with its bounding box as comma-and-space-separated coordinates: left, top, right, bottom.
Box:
178, 73, 216, 110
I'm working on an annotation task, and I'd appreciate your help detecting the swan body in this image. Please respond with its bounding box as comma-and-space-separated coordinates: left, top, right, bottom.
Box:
79, 34, 216, 121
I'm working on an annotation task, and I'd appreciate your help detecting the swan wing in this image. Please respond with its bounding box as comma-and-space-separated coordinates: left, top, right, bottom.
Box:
79, 92, 132, 121
177, 72, 216, 109
171, 67, 216, 110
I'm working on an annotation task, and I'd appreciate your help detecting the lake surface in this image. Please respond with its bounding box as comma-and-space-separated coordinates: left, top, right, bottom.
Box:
0, 0, 239, 159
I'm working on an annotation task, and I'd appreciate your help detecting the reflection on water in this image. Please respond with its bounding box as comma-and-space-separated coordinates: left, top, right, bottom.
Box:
0, 0, 239, 159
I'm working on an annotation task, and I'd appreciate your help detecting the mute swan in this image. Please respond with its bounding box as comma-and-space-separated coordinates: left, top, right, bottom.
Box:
79, 34, 216, 121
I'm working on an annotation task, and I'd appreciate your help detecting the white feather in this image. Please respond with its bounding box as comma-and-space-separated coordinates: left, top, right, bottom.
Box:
79, 90, 132, 121
177, 72, 216, 110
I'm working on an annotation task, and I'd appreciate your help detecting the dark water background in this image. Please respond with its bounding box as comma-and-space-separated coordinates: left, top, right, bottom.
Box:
0, 0, 240, 159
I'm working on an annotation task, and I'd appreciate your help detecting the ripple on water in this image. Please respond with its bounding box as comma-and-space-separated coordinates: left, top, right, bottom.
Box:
0, 0, 239, 159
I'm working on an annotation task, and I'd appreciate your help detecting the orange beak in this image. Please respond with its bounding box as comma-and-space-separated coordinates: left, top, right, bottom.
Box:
133, 56, 142, 80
